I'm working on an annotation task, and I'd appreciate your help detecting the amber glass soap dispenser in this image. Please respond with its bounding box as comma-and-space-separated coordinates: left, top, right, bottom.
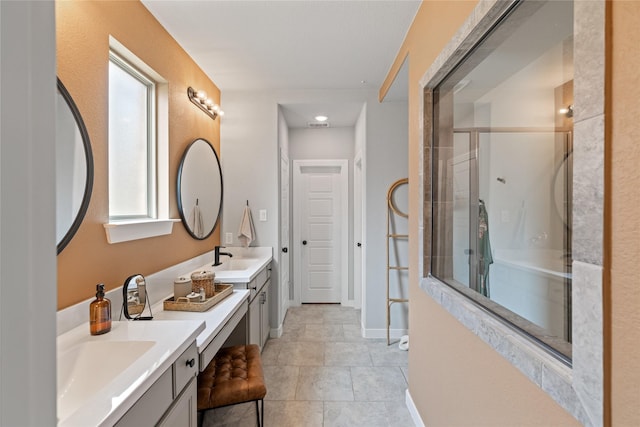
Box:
90, 283, 111, 335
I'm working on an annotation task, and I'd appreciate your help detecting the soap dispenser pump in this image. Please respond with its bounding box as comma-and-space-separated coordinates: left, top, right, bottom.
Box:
90, 283, 111, 335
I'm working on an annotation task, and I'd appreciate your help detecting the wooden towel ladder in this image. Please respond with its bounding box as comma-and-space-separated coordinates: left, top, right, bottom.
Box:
386, 178, 409, 345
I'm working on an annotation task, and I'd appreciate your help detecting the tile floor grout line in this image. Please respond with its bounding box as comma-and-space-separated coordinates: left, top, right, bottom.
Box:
205, 304, 413, 427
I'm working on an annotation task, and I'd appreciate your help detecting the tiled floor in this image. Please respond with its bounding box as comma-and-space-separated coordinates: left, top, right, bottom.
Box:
202, 304, 414, 427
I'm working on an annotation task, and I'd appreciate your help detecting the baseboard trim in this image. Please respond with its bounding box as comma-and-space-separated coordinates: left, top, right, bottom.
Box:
270, 324, 283, 339
406, 389, 425, 427
363, 328, 408, 340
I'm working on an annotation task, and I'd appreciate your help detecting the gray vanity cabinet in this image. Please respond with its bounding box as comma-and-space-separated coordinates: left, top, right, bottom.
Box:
240, 262, 271, 350
259, 280, 270, 347
249, 278, 271, 350
115, 342, 199, 427
158, 377, 197, 427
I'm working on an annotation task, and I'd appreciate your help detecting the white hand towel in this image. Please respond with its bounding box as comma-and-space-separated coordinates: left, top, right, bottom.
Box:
189, 203, 204, 238
238, 206, 256, 247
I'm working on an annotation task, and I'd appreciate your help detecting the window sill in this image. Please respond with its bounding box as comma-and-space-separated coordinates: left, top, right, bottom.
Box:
103, 219, 181, 244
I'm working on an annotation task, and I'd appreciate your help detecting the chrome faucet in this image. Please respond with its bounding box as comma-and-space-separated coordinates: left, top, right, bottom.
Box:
213, 245, 233, 266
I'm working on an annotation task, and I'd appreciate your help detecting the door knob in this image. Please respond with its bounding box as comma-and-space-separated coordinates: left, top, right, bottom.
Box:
302, 240, 307, 245
282, 247, 288, 253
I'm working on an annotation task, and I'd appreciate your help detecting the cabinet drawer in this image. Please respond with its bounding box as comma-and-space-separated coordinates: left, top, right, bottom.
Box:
249, 266, 268, 301
249, 266, 269, 301
173, 342, 198, 398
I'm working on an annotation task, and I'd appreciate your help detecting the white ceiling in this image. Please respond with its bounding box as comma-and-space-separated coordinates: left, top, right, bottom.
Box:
141, 0, 419, 127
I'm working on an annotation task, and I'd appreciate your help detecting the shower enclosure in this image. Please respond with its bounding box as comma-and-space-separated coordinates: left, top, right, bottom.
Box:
449, 127, 572, 343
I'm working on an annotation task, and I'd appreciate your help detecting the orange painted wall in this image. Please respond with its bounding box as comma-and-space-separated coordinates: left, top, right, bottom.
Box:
56, 0, 221, 309
382, 1, 579, 425
609, 1, 640, 425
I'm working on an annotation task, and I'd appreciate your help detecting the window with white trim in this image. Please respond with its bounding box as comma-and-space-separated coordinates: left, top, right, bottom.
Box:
108, 51, 157, 220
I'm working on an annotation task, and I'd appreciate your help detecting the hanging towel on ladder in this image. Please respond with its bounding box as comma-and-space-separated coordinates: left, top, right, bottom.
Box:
238, 204, 256, 247
189, 200, 204, 238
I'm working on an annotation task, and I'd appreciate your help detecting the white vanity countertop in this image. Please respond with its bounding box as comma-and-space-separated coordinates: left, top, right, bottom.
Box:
55, 248, 272, 427
152, 289, 250, 353
195, 246, 273, 283
57, 319, 204, 427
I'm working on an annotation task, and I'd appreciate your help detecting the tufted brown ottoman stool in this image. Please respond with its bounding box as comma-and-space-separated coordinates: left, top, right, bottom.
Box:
197, 344, 267, 427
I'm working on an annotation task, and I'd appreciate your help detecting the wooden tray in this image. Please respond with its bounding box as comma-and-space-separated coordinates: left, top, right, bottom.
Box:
163, 284, 233, 312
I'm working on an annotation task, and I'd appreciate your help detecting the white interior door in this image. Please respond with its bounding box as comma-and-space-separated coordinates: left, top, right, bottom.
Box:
293, 160, 348, 304
279, 153, 290, 320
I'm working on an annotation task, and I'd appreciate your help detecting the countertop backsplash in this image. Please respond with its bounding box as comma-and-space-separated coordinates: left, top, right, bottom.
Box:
57, 250, 215, 335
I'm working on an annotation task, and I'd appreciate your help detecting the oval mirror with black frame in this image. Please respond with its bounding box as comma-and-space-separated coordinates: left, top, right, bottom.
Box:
177, 138, 223, 240
56, 78, 94, 254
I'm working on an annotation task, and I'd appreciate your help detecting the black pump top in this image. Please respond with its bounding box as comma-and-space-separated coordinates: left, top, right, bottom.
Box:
96, 283, 105, 298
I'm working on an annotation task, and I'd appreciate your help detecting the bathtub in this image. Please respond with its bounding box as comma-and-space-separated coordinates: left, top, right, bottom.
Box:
490, 248, 571, 340
493, 248, 571, 280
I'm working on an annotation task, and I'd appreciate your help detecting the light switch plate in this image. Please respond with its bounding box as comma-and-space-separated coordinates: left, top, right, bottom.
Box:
259, 209, 267, 221
225, 232, 233, 244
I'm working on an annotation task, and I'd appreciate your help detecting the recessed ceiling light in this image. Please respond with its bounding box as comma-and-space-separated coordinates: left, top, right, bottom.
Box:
315, 115, 328, 122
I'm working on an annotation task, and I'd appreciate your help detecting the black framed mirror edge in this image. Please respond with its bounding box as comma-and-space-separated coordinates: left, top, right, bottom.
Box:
176, 138, 224, 240
57, 77, 94, 254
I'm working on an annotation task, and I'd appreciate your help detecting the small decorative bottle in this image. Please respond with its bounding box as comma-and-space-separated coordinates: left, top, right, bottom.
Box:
90, 284, 112, 335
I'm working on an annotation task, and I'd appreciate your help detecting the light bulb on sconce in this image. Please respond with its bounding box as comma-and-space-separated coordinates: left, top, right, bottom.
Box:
559, 105, 573, 118
187, 87, 223, 120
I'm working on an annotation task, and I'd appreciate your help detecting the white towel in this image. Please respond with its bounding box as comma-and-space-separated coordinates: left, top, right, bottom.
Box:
189, 203, 204, 238
238, 206, 256, 247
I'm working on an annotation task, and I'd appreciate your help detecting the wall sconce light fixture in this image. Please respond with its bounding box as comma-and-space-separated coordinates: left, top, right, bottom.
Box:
187, 87, 224, 120
559, 104, 573, 118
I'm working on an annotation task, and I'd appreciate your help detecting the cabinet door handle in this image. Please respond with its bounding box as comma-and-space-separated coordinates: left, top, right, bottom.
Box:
302, 240, 307, 245
186, 358, 195, 368
282, 247, 288, 253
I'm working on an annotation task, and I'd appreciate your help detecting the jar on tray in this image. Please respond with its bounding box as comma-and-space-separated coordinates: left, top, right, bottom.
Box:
190, 270, 215, 298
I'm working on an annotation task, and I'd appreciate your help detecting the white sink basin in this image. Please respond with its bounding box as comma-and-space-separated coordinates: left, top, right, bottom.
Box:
57, 340, 155, 421
213, 258, 260, 272
195, 247, 272, 283
57, 320, 205, 427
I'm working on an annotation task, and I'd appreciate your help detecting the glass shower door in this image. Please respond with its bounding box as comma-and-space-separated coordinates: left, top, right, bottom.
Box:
451, 131, 478, 292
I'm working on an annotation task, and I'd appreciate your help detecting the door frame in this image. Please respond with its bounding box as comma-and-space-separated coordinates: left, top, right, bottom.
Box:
353, 151, 364, 310
292, 159, 349, 305
278, 150, 290, 327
